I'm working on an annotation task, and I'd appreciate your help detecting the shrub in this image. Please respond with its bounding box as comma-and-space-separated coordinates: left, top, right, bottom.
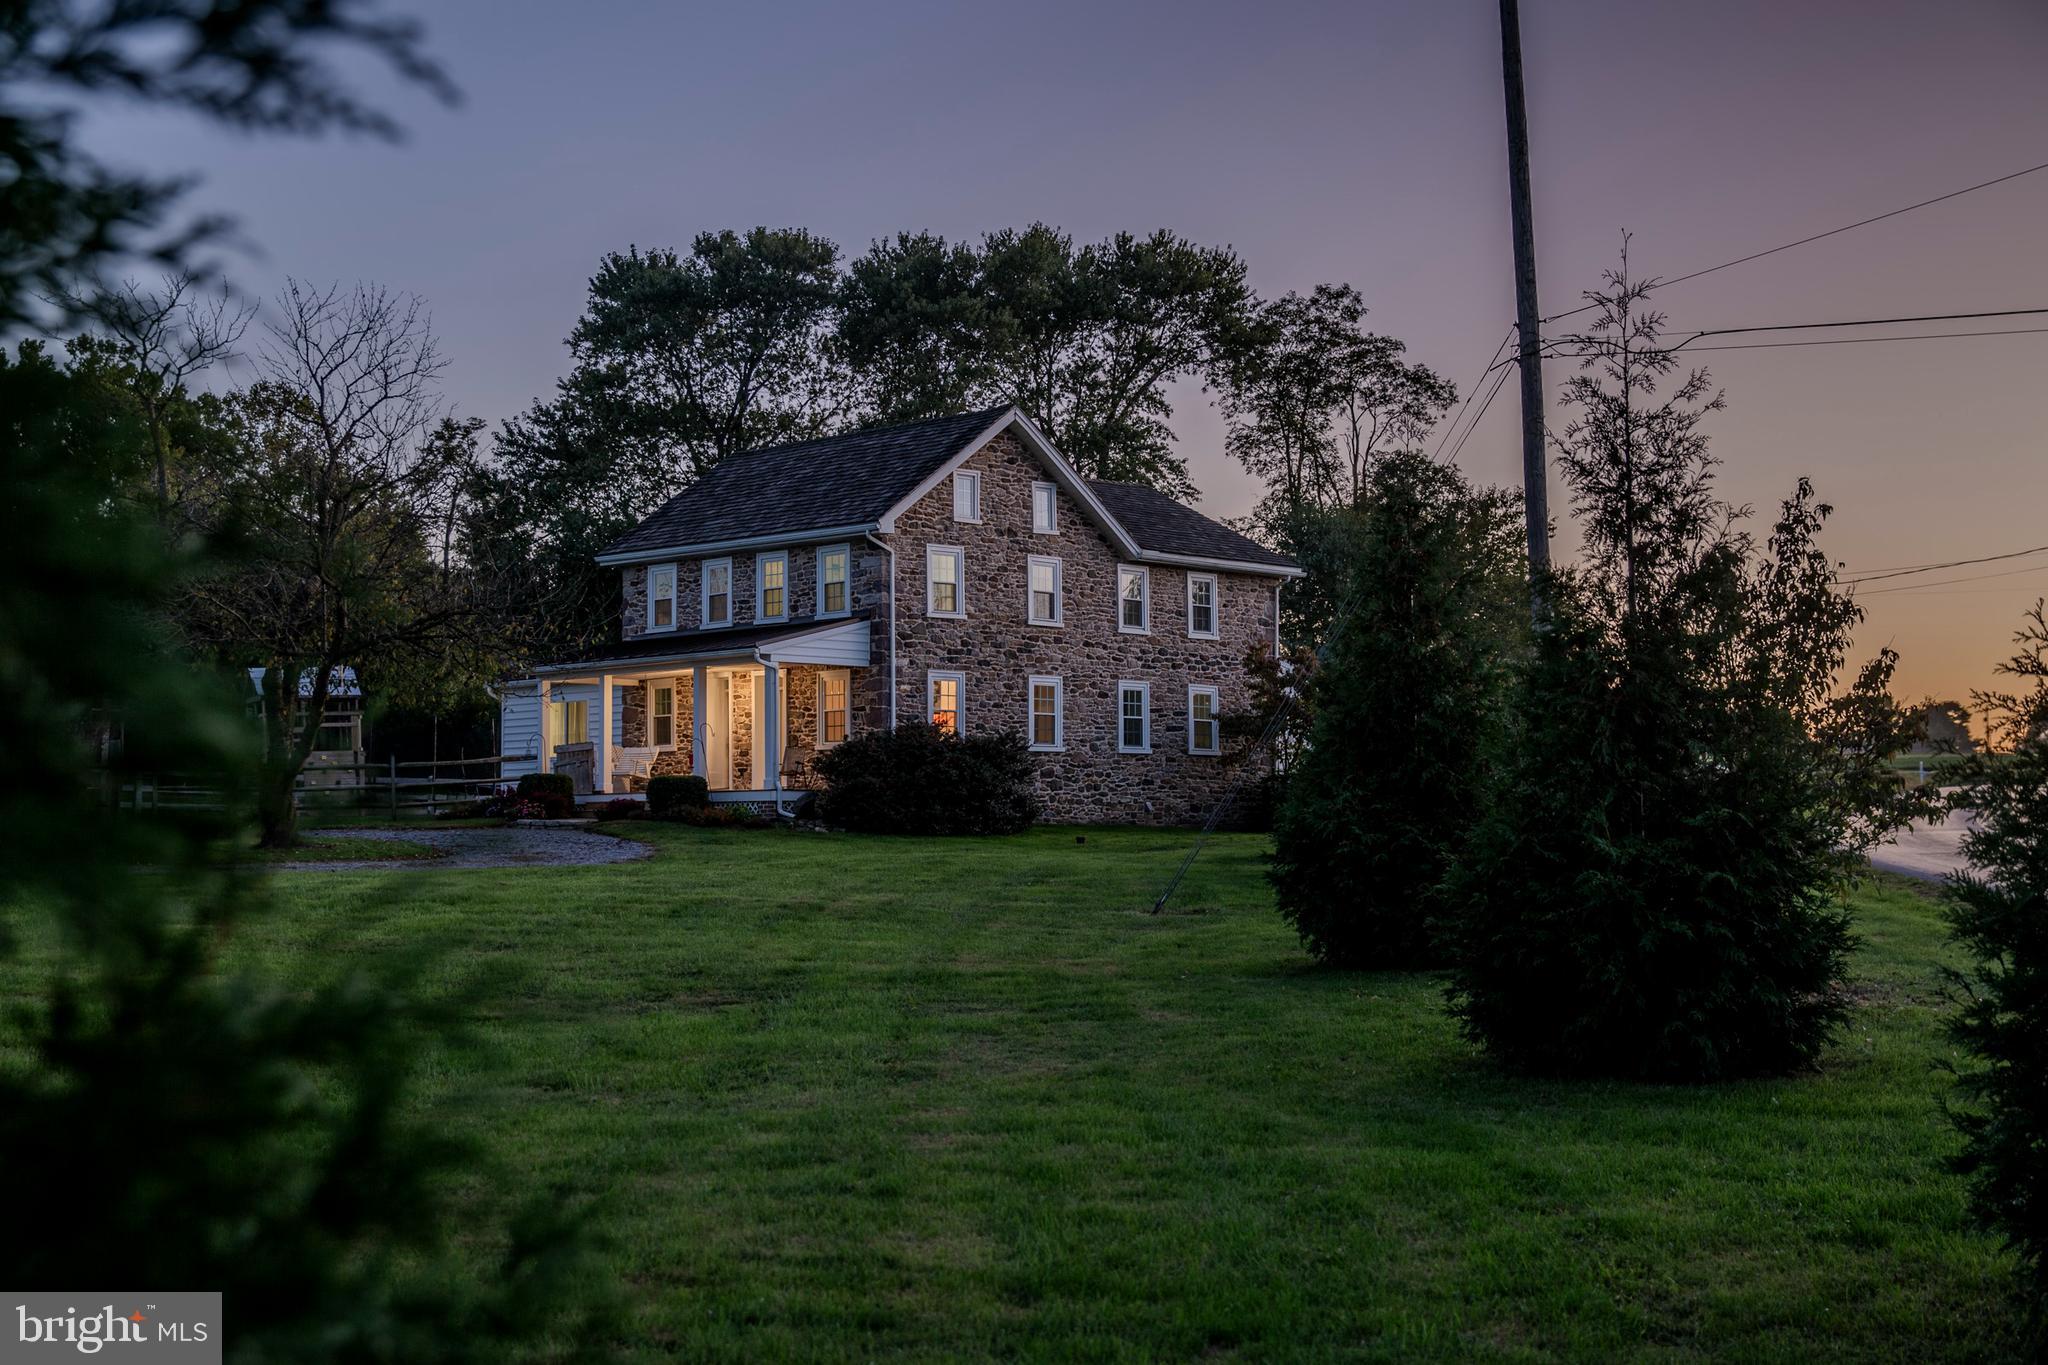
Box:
1442, 266, 1925, 1081
1269, 457, 1524, 968
591, 798, 643, 822
646, 773, 710, 817
1942, 603, 2048, 1313
812, 724, 1037, 835
516, 772, 575, 803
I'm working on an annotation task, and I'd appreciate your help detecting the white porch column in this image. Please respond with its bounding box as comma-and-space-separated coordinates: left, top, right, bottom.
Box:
537, 678, 552, 773
690, 665, 708, 780
760, 661, 781, 790
597, 673, 613, 795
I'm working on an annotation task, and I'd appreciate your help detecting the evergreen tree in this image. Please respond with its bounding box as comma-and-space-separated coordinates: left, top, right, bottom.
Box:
1269, 455, 1524, 967
1443, 261, 1924, 1080
1942, 602, 2048, 1314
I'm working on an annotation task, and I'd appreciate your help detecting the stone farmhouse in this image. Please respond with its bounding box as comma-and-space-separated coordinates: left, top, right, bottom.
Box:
499, 405, 1301, 823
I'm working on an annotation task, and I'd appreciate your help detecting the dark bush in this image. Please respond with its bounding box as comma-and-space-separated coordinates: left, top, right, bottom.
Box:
646, 773, 710, 817
668, 803, 770, 829
516, 772, 574, 803
812, 724, 1037, 835
591, 798, 643, 822
1942, 604, 2048, 1313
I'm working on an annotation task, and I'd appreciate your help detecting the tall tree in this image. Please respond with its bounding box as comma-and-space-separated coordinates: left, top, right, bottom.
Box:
180, 281, 512, 846
1221, 283, 1455, 528
1269, 454, 1525, 968
1941, 602, 2048, 1317
1443, 261, 1925, 1081
837, 231, 997, 425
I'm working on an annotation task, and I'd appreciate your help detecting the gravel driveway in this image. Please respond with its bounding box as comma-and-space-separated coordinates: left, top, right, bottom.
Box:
276, 826, 652, 872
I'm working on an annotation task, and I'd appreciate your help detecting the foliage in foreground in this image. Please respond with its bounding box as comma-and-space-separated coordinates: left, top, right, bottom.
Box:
813, 723, 1038, 835
1443, 263, 1926, 1081
1943, 602, 2048, 1316
1269, 455, 1524, 967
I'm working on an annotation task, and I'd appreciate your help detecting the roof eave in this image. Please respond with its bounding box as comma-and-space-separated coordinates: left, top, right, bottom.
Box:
1130, 549, 1305, 578
594, 522, 880, 567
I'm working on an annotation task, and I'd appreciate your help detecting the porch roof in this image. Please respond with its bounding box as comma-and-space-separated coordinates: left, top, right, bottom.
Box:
526, 616, 870, 679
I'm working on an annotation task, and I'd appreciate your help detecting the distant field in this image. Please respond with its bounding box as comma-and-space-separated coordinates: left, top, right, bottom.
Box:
6, 825, 2023, 1361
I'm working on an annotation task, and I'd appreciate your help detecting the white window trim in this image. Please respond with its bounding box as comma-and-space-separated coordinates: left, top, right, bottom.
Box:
701, 556, 733, 628
816, 543, 851, 619
646, 562, 679, 633
951, 469, 982, 523
1117, 680, 1151, 755
1188, 683, 1222, 755
1117, 564, 1151, 635
649, 678, 679, 750
926, 544, 966, 619
927, 669, 967, 734
755, 549, 790, 623
817, 667, 851, 747
1027, 674, 1063, 752
1187, 572, 1220, 640
1026, 554, 1064, 627
1031, 480, 1059, 535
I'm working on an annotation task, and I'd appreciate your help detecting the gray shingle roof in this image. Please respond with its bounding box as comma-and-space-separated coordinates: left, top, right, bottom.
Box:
599, 406, 1012, 558
1085, 480, 1299, 570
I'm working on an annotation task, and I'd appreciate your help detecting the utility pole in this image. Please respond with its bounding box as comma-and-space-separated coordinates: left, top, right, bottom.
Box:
1498, 0, 1551, 598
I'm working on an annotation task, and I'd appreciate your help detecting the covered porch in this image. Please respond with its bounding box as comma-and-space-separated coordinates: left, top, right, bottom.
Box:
512, 618, 869, 807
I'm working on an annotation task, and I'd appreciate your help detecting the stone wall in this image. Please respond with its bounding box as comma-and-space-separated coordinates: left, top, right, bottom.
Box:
887, 433, 1280, 825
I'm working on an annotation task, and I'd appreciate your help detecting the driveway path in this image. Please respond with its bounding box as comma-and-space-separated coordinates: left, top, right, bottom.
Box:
1868, 806, 1978, 883
277, 826, 651, 872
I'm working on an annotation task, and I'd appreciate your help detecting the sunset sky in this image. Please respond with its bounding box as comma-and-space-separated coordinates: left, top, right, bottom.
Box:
76, 0, 2048, 709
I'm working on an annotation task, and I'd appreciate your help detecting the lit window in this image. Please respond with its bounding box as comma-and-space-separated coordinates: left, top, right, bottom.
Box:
1032, 481, 1058, 534
1189, 685, 1220, 755
651, 682, 675, 747
702, 558, 732, 626
929, 671, 964, 735
1118, 681, 1150, 753
648, 564, 677, 631
820, 670, 849, 745
1028, 556, 1062, 626
548, 699, 589, 748
927, 545, 964, 617
818, 544, 850, 616
1118, 565, 1149, 633
1188, 573, 1218, 638
757, 551, 788, 621
1028, 676, 1062, 751
952, 470, 982, 522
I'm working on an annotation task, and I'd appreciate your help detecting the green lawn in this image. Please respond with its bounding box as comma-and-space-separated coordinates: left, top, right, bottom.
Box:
28, 827, 2036, 1359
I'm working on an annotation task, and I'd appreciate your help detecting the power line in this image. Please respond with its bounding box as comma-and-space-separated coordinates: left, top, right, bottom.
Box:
1519, 324, 2048, 369
1855, 562, 2048, 596
1543, 157, 2048, 325
1430, 326, 1516, 462
1671, 307, 2048, 349
1443, 364, 1516, 467
1846, 543, 2048, 585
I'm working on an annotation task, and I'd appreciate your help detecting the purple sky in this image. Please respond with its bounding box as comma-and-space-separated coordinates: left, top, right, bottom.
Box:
79, 0, 2048, 708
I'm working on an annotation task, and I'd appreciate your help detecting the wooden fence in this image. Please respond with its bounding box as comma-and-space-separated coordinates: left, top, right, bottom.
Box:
112, 755, 521, 816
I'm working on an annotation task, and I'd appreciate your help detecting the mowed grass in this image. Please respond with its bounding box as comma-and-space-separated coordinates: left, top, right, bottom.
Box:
19, 826, 2028, 1360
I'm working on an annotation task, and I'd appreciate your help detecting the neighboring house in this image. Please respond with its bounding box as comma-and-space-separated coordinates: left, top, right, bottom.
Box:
499, 405, 1302, 822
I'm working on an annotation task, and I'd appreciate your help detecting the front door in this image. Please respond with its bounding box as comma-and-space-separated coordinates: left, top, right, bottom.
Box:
707, 672, 732, 789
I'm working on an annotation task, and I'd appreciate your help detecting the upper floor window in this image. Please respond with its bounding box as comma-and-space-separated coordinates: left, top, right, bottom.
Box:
1187, 573, 1219, 639
927, 545, 965, 618
651, 681, 677, 747
1117, 565, 1150, 634
1028, 556, 1063, 626
952, 470, 982, 523
1028, 676, 1062, 751
702, 558, 732, 627
648, 563, 678, 632
757, 550, 788, 622
1031, 481, 1058, 534
817, 544, 850, 617
1117, 681, 1151, 754
819, 669, 849, 745
1188, 684, 1221, 755
929, 670, 965, 735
